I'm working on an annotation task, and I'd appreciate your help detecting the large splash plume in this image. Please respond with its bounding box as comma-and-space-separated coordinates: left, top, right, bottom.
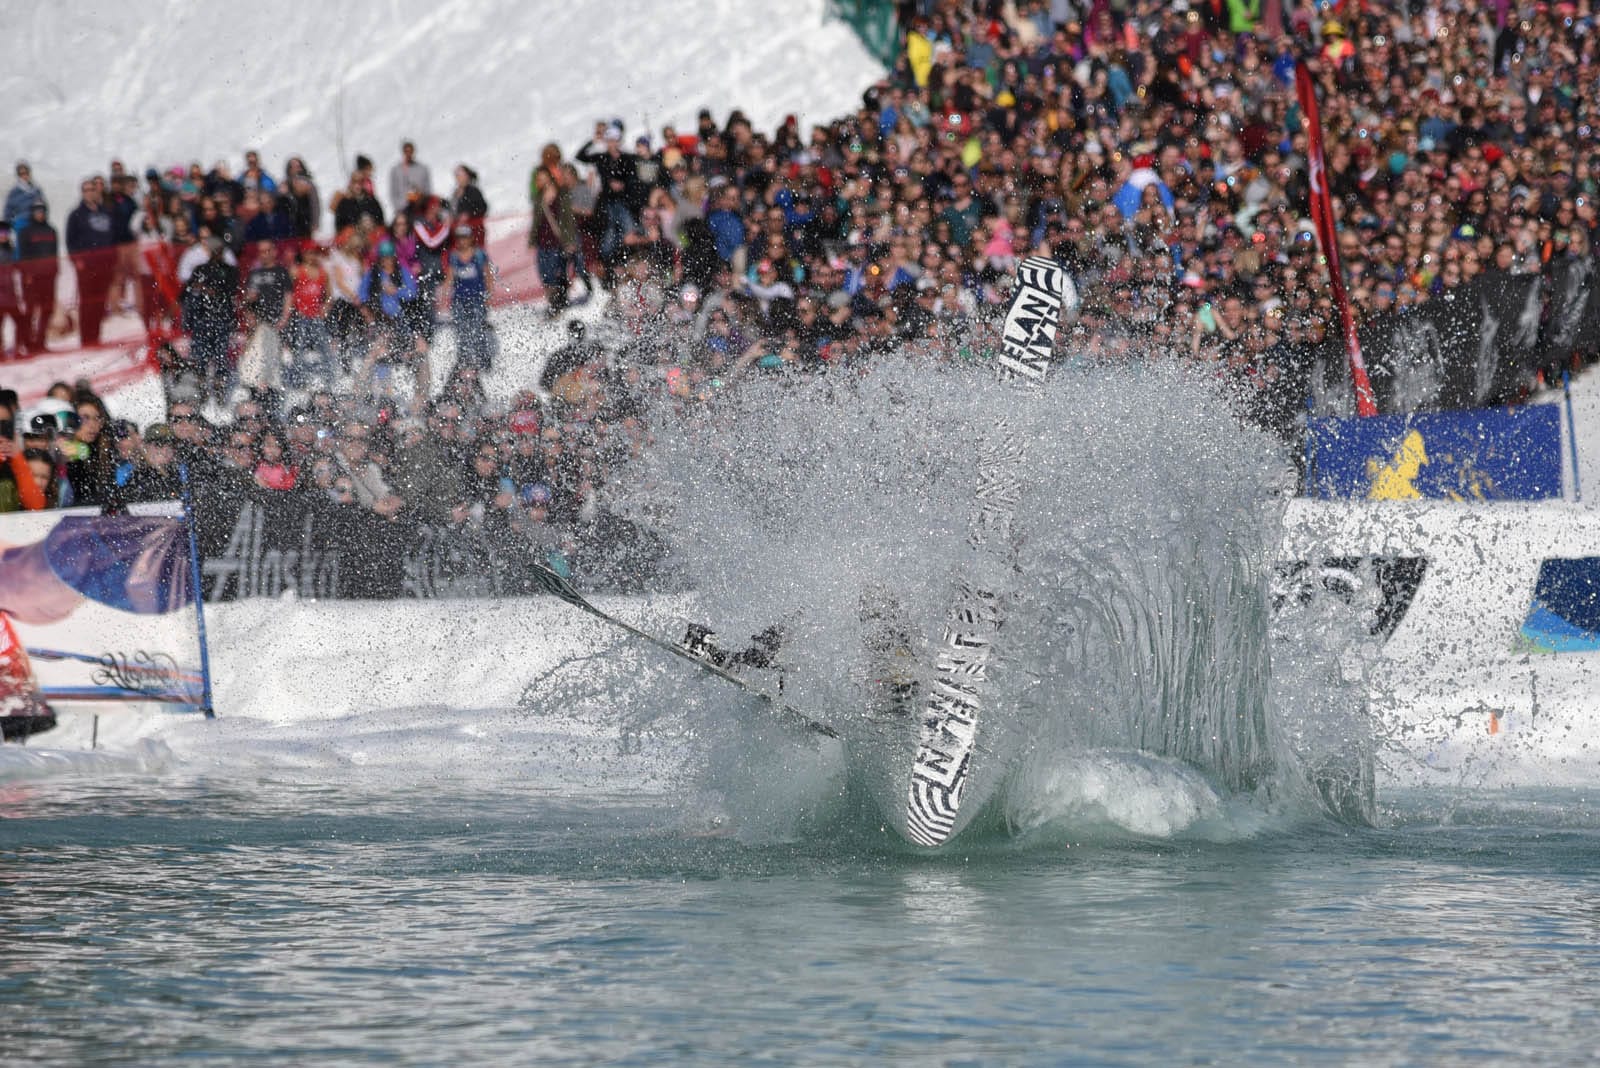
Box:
617, 353, 1373, 841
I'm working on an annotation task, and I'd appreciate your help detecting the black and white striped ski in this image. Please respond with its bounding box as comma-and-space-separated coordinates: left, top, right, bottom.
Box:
904, 256, 1071, 847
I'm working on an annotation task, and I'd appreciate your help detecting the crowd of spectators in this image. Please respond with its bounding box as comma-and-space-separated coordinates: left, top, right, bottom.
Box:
0, 365, 638, 589
529, 0, 1600, 439
0, 143, 495, 407
2, 0, 1600, 589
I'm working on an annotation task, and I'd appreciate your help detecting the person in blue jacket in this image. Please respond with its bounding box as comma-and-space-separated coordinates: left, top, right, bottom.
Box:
705, 181, 746, 269
4, 162, 45, 234
444, 225, 496, 375
359, 240, 428, 404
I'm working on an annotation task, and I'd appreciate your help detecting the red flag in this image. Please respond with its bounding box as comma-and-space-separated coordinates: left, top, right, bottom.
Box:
0, 613, 47, 710
1295, 60, 1378, 417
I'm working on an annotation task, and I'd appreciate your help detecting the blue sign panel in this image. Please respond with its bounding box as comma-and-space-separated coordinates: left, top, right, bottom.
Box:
1520, 558, 1600, 653
1306, 405, 1563, 501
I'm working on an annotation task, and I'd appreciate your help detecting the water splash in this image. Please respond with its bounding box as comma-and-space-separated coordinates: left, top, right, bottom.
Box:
624, 356, 1377, 842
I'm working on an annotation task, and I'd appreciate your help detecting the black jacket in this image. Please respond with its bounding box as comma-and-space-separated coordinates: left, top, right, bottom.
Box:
453, 184, 488, 218
65, 201, 115, 255
575, 142, 640, 212
125, 461, 183, 503
333, 191, 385, 232
14, 219, 58, 265
184, 257, 239, 329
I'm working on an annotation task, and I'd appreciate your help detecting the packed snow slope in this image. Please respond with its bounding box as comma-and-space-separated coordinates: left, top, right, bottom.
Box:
6, 0, 882, 224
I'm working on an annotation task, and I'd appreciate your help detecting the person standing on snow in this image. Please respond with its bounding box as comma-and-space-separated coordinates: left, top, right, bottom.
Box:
412, 196, 451, 344
182, 237, 239, 401
107, 174, 141, 318
389, 140, 432, 219
577, 123, 642, 286
14, 202, 59, 355
443, 224, 496, 374
531, 144, 579, 314
65, 178, 116, 347
0, 226, 21, 358
448, 164, 488, 249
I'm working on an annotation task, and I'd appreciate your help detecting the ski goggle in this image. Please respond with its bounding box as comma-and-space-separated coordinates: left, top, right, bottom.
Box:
29, 411, 80, 435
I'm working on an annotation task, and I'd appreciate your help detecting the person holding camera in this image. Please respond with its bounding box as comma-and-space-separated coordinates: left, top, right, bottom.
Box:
0, 396, 46, 512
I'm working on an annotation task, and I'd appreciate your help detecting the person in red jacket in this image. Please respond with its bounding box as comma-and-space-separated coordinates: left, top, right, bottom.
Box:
14, 201, 58, 355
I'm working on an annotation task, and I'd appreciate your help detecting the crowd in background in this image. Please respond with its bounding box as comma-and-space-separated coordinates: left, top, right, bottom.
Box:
529, 0, 1600, 440
3, 0, 1600, 587
0, 364, 639, 588
0, 144, 495, 407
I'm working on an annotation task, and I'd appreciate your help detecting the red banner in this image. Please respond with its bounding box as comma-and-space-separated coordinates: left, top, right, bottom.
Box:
1296, 59, 1378, 417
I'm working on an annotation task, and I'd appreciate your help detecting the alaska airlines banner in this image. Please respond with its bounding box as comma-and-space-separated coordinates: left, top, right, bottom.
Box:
1519, 558, 1600, 653
1305, 404, 1563, 501
194, 495, 667, 603
0, 510, 206, 738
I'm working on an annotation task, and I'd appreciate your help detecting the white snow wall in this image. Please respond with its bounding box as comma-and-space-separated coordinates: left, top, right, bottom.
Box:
6, 0, 883, 226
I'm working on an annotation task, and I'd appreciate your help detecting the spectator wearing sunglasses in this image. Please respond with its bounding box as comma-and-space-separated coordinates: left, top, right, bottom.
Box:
124, 423, 182, 502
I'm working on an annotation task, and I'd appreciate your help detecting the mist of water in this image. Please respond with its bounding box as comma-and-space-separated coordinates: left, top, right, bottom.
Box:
617, 354, 1378, 843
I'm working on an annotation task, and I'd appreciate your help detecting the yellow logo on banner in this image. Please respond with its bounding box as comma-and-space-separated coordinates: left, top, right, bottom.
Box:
1366, 430, 1429, 500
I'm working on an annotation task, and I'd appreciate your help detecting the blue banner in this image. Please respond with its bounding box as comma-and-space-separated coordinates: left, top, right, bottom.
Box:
0, 516, 193, 624
1520, 558, 1600, 653
1306, 404, 1563, 501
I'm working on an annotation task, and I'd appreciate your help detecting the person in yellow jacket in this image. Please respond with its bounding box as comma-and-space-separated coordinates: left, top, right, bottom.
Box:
906, 20, 933, 89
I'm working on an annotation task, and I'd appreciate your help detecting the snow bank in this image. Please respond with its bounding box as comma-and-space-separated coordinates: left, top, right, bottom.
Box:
9, 0, 883, 227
